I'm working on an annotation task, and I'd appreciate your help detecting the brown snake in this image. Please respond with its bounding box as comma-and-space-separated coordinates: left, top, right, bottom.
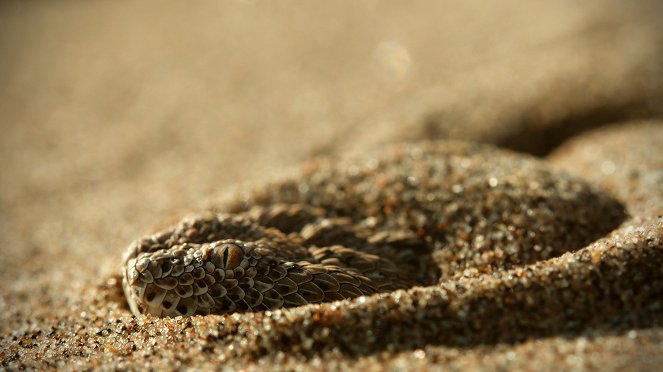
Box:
122, 142, 623, 317
122, 206, 416, 317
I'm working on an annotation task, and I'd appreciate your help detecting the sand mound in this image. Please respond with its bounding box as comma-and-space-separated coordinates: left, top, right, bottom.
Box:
550, 121, 663, 217
228, 141, 625, 281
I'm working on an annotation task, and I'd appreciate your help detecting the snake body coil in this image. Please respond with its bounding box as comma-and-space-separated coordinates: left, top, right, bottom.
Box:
122, 142, 624, 317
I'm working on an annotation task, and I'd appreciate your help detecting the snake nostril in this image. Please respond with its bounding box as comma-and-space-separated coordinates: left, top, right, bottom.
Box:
176, 304, 188, 315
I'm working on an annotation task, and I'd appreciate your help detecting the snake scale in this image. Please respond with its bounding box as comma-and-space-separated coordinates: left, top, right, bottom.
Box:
122, 142, 623, 317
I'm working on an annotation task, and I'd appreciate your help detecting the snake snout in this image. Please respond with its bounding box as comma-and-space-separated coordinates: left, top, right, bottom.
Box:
123, 241, 261, 317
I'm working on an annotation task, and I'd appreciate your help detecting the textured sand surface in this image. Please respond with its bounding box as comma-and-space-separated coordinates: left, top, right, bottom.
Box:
1, 0, 662, 370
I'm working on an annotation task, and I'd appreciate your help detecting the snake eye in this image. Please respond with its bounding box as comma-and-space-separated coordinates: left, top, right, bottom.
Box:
218, 243, 244, 269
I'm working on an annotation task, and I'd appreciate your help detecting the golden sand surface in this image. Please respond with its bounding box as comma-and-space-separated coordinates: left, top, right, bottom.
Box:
1, 0, 662, 370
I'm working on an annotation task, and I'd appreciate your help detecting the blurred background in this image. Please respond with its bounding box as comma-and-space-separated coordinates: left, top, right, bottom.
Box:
0, 0, 661, 294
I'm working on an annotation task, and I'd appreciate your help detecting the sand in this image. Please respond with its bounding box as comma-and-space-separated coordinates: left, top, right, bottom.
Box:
1, 0, 662, 370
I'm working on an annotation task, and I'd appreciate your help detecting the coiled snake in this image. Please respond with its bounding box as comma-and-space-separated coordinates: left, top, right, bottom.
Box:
122, 142, 623, 317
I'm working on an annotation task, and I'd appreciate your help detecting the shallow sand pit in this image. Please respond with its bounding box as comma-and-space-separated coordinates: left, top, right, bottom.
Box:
228, 141, 627, 281
120, 141, 626, 319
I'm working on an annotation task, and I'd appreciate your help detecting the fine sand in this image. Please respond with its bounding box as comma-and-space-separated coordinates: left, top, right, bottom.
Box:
1, 0, 662, 370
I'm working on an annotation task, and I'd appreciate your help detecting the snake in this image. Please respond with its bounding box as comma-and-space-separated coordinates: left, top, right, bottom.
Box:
122, 141, 624, 317
122, 206, 417, 317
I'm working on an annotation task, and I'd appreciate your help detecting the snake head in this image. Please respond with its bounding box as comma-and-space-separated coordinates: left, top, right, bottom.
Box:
122, 237, 374, 317
123, 240, 275, 317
